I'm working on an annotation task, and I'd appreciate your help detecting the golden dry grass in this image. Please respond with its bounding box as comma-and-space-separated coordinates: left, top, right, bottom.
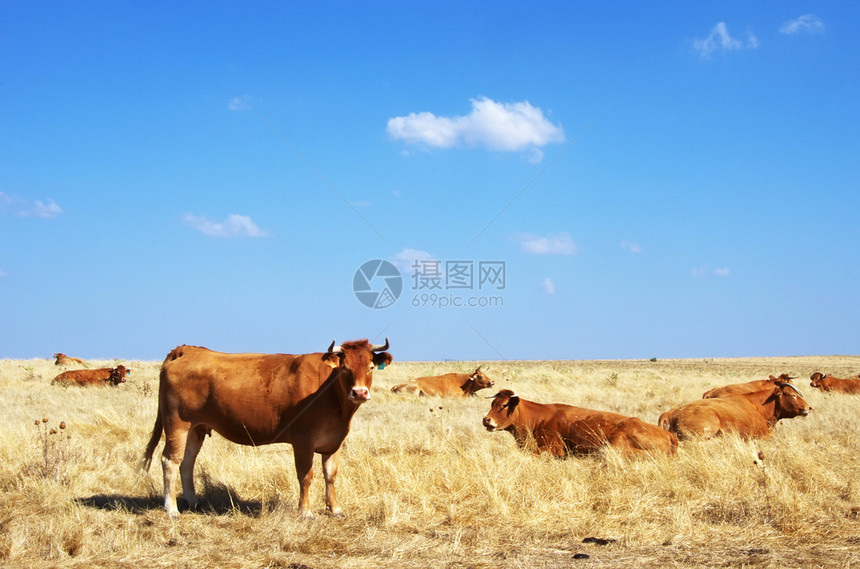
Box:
1, 355, 859, 568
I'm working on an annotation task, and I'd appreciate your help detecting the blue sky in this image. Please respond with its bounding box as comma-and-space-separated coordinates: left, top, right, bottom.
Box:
1, 2, 857, 362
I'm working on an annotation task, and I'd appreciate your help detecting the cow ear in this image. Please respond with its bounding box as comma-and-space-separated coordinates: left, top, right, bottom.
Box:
507, 394, 520, 409
322, 352, 343, 369
373, 352, 392, 369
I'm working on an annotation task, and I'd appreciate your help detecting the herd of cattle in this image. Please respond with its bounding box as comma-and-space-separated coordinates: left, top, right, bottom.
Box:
49, 343, 860, 518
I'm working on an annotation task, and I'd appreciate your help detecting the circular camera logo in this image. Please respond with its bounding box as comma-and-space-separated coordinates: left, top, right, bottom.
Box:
353, 259, 403, 309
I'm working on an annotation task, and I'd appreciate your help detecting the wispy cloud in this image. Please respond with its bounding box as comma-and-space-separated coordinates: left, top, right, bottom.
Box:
621, 240, 644, 254
228, 95, 252, 111
0, 191, 62, 218
517, 232, 581, 255
692, 267, 731, 277
391, 247, 436, 275
541, 277, 556, 295
779, 14, 825, 35
387, 97, 564, 159
692, 22, 758, 59
182, 213, 269, 237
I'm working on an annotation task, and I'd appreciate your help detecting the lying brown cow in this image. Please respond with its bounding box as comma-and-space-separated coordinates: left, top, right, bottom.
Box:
482, 390, 677, 458
52, 365, 130, 387
390, 367, 494, 397
54, 353, 86, 366
809, 372, 860, 394
659, 383, 810, 440
702, 373, 795, 399
142, 339, 392, 518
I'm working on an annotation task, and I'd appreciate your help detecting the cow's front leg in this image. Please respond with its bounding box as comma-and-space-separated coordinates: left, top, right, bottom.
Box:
321, 450, 343, 516
293, 445, 315, 519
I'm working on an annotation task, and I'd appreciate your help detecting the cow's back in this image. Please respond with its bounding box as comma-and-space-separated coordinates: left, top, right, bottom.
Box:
545, 405, 630, 453
660, 396, 769, 439
607, 417, 678, 456
392, 373, 467, 396
159, 346, 335, 445
52, 368, 113, 386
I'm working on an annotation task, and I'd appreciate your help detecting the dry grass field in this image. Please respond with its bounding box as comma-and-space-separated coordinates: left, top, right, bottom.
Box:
1, 354, 859, 568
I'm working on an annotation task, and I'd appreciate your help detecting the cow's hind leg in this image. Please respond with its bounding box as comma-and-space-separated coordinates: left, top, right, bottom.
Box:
179, 425, 208, 512
321, 450, 343, 516
160, 419, 194, 518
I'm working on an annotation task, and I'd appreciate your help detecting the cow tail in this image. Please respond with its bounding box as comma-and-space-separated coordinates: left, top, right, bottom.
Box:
141, 411, 163, 472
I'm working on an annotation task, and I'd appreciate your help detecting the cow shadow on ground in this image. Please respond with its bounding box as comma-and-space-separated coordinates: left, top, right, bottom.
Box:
77, 482, 269, 517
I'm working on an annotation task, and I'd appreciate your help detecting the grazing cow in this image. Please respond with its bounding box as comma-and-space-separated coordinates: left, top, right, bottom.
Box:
482, 390, 677, 458
390, 367, 494, 397
54, 353, 85, 366
809, 372, 860, 394
702, 373, 796, 399
658, 383, 810, 440
142, 339, 392, 519
51, 365, 130, 387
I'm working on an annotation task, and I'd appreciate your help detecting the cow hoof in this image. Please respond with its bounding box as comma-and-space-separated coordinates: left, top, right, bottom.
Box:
326, 508, 345, 518
299, 510, 315, 521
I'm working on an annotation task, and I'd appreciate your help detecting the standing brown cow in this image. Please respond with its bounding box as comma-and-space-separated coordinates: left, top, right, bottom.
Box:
142, 339, 392, 518
659, 383, 810, 440
54, 353, 86, 366
702, 373, 796, 399
482, 390, 677, 458
809, 372, 860, 394
390, 367, 494, 397
52, 365, 130, 386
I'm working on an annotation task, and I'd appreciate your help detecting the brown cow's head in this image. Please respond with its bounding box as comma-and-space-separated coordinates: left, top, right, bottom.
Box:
768, 373, 796, 383
769, 382, 812, 419
107, 365, 130, 386
464, 367, 495, 395
482, 389, 520, 431
809, 372, 827, 389
54, 353, 65, 364
322, 338, 392, 403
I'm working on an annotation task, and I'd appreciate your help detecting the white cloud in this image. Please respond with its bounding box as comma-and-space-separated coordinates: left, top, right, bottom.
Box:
541, 277, 556, 295
692, 267, 731, 277
779, 14, 825, 35
228, 96, 252, 111
182, 213, 269, 237
692, 22, 758, 59
0, 192, 62, 218
517, 232, 581, 255
391, 247, 436, 275
621, 240, 644, 254
387, 97, 564, 157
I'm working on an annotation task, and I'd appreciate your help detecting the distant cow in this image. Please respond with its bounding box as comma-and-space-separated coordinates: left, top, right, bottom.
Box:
390, 367, 494, 397
52, 365, 130, 387
809, 372, 860, 394
482, 390, 677, 458
702, 373, 796, 399
142, 339, 392, 518
54, 353, 85, 366
659, 383, 810, 440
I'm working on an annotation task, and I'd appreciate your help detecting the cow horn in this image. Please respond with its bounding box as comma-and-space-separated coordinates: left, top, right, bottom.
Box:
370, 338, 389, 352
328, 341, 343, 354
777, 382, 804, 397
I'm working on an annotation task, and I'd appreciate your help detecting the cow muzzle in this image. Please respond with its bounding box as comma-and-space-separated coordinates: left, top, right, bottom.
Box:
482, 416, 497, 431
349, 387, 371, 402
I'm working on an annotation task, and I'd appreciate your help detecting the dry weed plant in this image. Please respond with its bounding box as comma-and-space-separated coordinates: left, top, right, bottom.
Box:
0, 355, 858, 568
